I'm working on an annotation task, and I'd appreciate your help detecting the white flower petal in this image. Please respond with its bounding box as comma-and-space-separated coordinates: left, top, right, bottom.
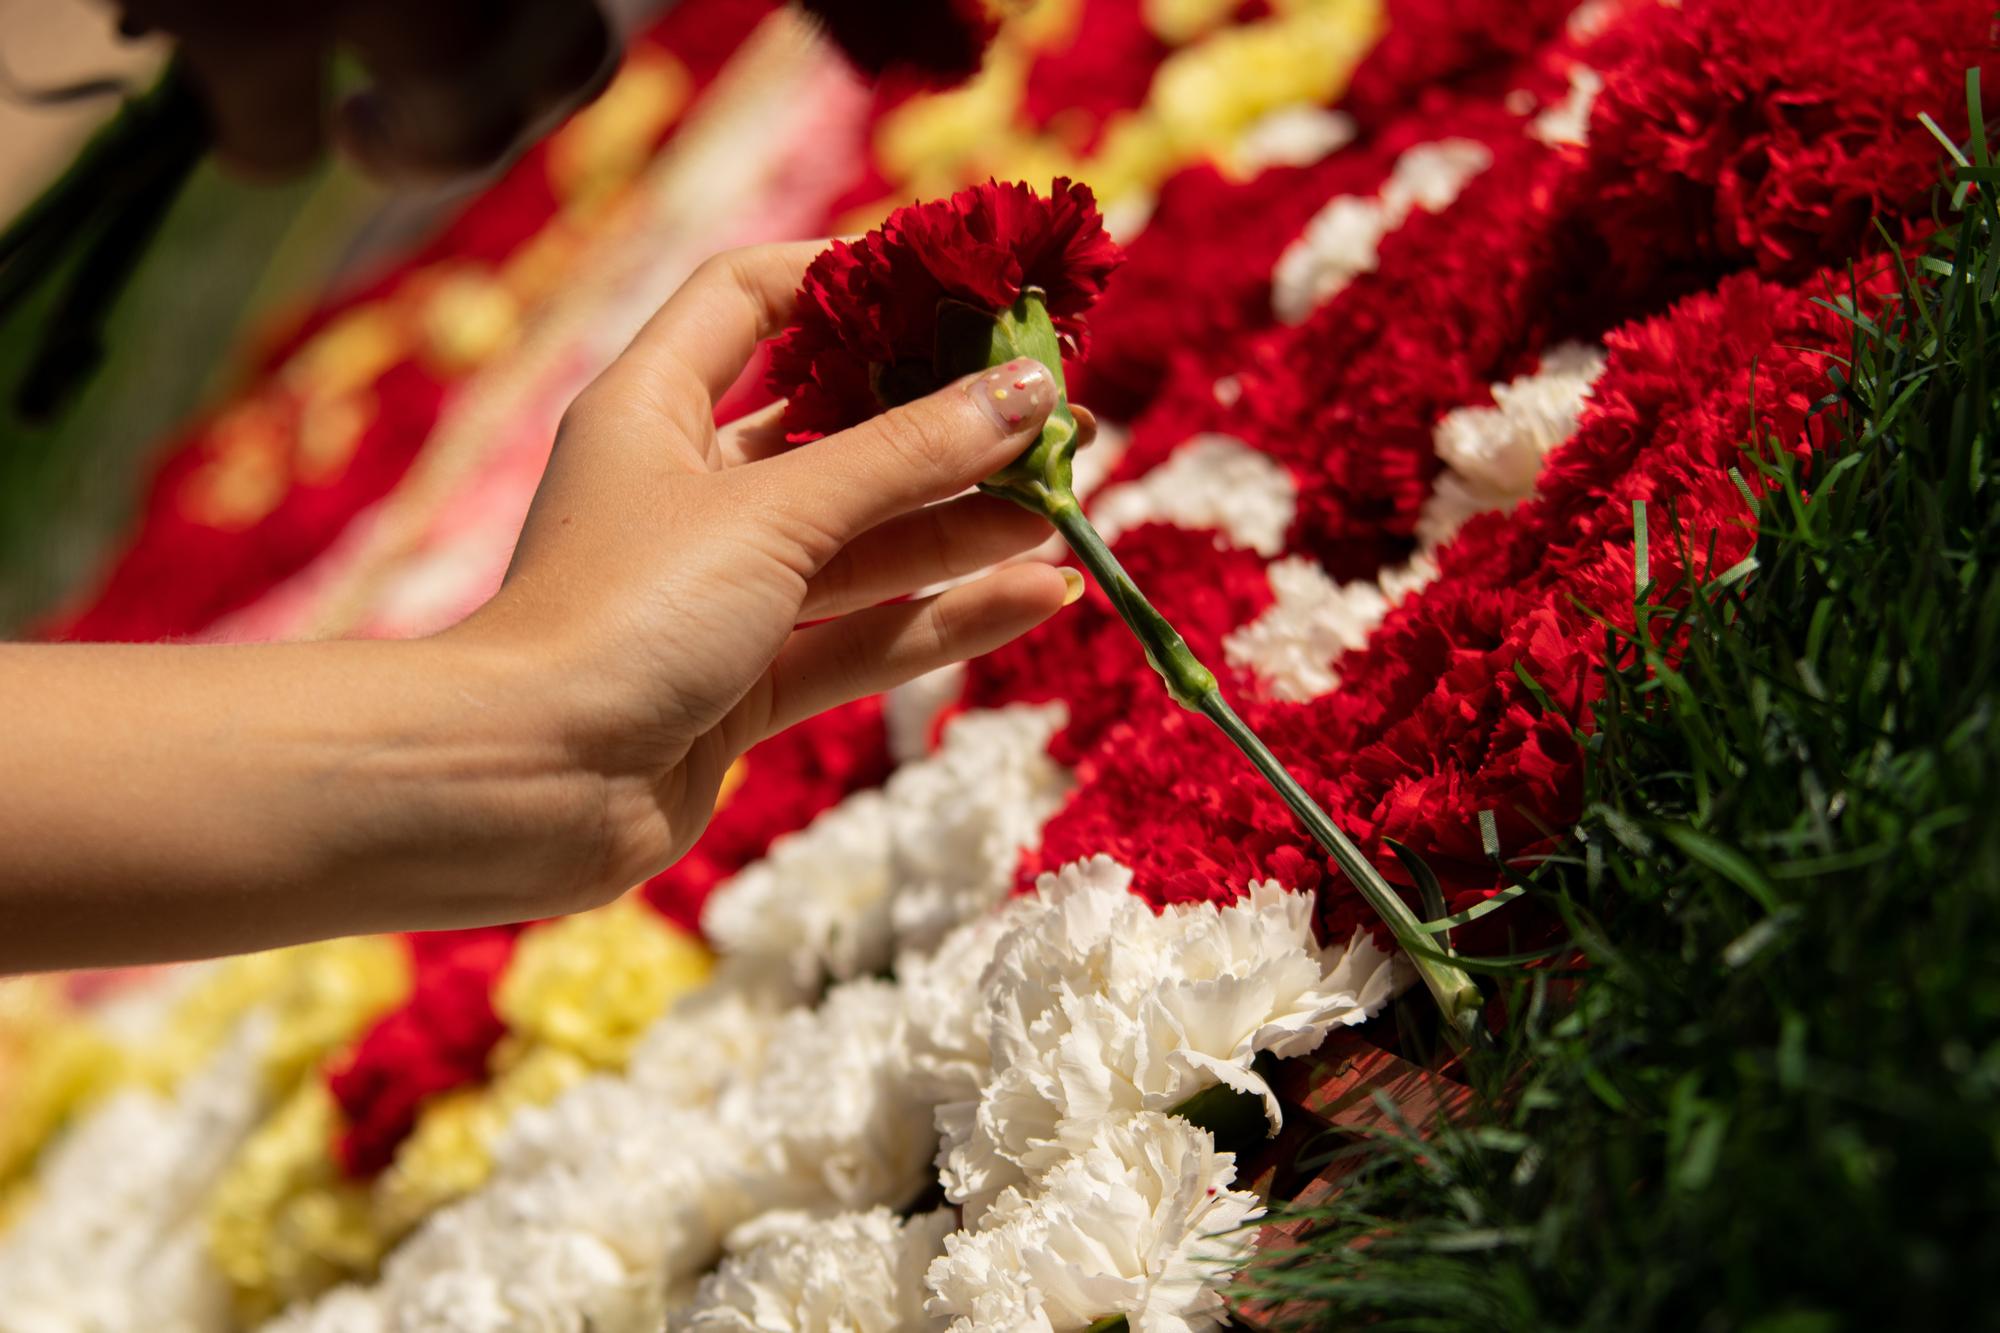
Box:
1272, 139, 1492, 322
927, 1112, 1261, 1333
1089, 435, 1298, 557
671, 1207, 954, 1332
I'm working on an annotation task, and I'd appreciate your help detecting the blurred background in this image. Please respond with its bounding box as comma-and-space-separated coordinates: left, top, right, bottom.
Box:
0, 0, 685, 632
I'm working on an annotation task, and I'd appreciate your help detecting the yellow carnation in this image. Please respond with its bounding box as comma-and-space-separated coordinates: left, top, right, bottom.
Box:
867, 0, 1381, 220
207, 1082, 382, 1326
371, 1043, 590, 1236
495, 896, 711, 1067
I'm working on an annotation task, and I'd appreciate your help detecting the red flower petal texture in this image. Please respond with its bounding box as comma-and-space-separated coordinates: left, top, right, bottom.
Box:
1573, 0, 1996, 298
1021, 0, 1171, 148
796, 0, 998, 86
768, 178, 1123, 442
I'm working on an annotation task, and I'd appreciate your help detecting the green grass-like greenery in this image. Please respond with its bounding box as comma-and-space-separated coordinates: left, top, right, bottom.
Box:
1239, 83, 2000, 1331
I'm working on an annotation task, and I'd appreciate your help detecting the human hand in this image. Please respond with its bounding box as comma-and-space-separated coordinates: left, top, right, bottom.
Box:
449, 242, 1086, 910
0, 241, 1090, 969
117, 0, 619, 180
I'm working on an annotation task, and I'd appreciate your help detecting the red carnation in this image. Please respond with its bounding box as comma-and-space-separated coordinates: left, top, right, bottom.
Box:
768, 178, 1121, 443
327, 926, 520, 1176
796, 0, 998, 86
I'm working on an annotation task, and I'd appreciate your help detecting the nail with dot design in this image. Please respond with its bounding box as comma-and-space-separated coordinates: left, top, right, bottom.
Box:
965, 358, 1055, 433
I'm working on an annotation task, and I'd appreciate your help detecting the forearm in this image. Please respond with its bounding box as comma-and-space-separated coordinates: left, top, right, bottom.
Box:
0, 636, 607, 971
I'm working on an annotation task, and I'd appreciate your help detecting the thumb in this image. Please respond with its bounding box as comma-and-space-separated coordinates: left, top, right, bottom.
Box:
737, 358, 1057, 573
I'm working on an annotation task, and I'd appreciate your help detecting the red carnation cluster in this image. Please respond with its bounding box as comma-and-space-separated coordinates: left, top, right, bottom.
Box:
1338, 0, 1587, 130
1573, 0, 1995, 297
1020, 0, 1171, 147
1263, 142, 1570, 577
768, 178, 1122, 442
1098, 132, 1570, 582
797, 0, 998, 86
328, 927, 521, 1176
1078, 95, 1532, 420
1028, 270, 1841, 942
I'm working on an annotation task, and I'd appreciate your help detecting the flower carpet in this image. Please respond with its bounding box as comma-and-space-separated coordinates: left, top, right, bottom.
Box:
0, 0, 1991, 1329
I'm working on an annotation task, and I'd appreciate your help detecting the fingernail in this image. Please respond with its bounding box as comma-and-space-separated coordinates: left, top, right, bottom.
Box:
1059, 567, 1086, 606
964, 358, 1055, 435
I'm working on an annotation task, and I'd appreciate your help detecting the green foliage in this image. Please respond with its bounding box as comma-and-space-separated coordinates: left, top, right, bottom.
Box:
1239, 84, 2000, 1331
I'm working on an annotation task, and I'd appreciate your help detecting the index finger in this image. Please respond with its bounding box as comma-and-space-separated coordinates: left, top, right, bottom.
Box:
609, 241, 830, 434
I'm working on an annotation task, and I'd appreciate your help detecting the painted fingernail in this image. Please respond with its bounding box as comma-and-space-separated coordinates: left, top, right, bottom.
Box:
1059, 567, 1086, 606
964, 358, 1055, 435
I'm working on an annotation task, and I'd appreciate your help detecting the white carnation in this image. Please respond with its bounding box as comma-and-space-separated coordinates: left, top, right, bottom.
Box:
670, 1208, 954, 1332
1089, 435, 1298, 557
1429, 341, 1606, 502
926, 1112, 1262, 1333
0, 1014, 270, 1333
883, 664, 968, 764
897, 900, 1030, 1112
703, 705, 1069, 990
1232, 105, 1357, 171
1528, 65, 1604, 148
1272, 138, 1493, 322
1223, 556, 1393, 701
393, 1238, 629, 1333
722, 980, 937, 1216
886, 704, 1070, 955
261, 1284, 383, 1333
626, 983, 783, 1105
941, 859, 1397, 1221
703, 789, 897, 996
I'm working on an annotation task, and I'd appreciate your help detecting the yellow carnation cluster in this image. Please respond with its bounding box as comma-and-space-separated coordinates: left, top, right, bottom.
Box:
0, 937, 407, 1240
206, 899, 710, 1319
0, 979, 117, 1231
853, 0, 1382, 229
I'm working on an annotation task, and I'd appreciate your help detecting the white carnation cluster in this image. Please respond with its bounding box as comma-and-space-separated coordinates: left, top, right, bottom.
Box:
1227, 342, 1606, 700
672, 1208, 955, 1333
926, 1112, 1261, 1333
935, 858, 1397, 1223
269, 975, 934, 1333
0, 1015, 271, 1333
265, 994, 763, 1333
703, 704, 1070, 993
1089, 434, 1300, 557
1271, 138, 1495, 323
262, 843, 1389, 1333
670, 856, 1384, 1333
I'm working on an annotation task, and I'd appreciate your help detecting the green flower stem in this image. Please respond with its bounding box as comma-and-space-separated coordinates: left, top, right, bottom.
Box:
1040, 487, 1217, 707
1039, 486, 1486, 1042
